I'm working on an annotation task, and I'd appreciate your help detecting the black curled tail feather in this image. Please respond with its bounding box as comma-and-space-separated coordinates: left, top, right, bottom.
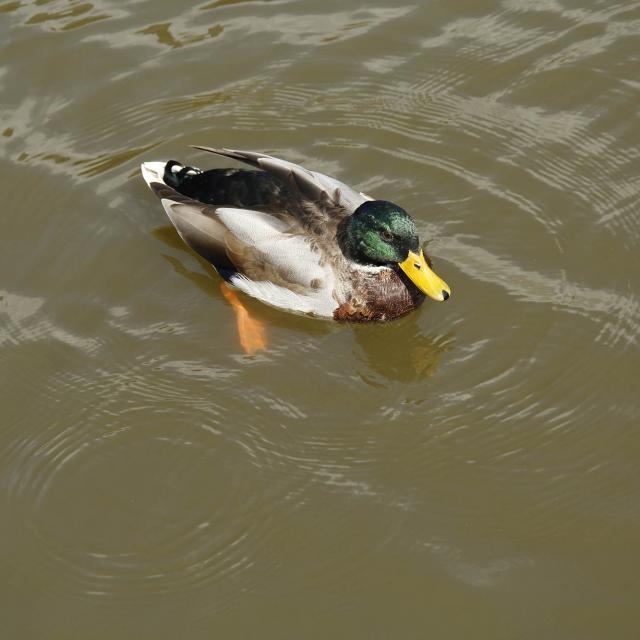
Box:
163, 160, 202, 190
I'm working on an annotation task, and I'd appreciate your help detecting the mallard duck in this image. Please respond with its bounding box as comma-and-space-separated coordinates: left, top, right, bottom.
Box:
141, 147, 450, 322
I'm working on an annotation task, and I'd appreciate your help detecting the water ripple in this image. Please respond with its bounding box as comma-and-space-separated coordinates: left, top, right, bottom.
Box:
1, 0, 639, 628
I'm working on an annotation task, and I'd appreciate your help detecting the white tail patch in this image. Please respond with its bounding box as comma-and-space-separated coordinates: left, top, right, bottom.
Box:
229, 275, 336, 318
140, 162, 167, 187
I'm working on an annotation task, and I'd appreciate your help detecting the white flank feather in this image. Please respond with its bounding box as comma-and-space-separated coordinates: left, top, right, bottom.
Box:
216, 208, 331, 290
215, 207, 288, 239
229, 275, 336, 318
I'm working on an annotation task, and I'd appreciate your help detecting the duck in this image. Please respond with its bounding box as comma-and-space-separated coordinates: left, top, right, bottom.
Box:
141, 147, 450, 324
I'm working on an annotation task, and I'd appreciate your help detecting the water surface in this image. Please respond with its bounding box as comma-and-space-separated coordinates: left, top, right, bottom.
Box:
1, 0, 639, 638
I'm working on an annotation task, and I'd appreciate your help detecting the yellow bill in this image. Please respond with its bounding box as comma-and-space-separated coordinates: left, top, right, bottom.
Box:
398, 249, 451, 301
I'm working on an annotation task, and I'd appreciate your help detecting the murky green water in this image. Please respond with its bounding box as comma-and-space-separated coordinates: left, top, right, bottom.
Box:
2, 0, 640, 637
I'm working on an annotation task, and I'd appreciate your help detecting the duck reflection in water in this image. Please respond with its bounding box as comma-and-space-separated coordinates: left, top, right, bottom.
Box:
351, 315, 454, 383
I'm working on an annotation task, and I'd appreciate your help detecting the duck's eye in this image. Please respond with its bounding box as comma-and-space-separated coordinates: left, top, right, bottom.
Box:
380, 230, 393, 242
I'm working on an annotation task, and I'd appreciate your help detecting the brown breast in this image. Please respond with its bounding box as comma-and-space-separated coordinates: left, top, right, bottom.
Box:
333, 268, 425, 322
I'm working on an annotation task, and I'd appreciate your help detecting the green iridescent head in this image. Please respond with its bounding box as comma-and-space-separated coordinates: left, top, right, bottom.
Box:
342, 200, 420, 266
340, 200, 451, 302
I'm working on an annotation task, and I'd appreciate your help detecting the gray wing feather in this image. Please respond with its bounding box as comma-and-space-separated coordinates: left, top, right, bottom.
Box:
191, 146, 367, 213
147, 178, 235, 270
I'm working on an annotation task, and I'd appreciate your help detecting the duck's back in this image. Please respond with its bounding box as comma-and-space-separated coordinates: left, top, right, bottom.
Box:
163, 162, 302, 216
